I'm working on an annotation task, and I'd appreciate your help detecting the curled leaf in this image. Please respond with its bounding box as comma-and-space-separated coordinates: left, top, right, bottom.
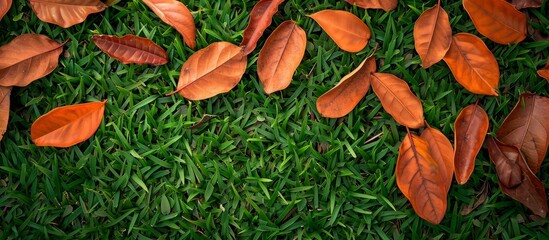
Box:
537, 59, 549, 83
413, 0, 452, 68
308, 10, 370, 53
142, 0, 196, 49
29, 0, 107, 28
463, 0, 526, 44
512, 0, 542, 9
344, 0, 397, 12
486, 137, 523, 188
92, 34, 168, 66
0, 0, 11, 20
0, 86, 11, 142
420, 124, 454, 193
241, 0, 285, 56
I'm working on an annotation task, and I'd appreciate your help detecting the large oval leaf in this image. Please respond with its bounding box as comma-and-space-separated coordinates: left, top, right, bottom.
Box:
142, 0, 196, 49
308, 10, 370, 53
257, 20, 306, 94
29, 0, 107, 28
241, 0, 284, 56
0, 86, 11, 142
0, 0, 11, 20
168, 42, 247, 100
420, 124, 454, 193
462, 0, 526, 44
442, 33, 499, 96
413, 0, 452, 68
454, 104, 489, 184
92, 34, 168, 66
0, 34, 65, 87
31, 100, 107, 147
344, 0, 397, 12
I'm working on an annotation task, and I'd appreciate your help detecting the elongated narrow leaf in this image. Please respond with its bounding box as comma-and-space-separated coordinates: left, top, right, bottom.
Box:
344, 0, 397, 11
308, 10, 370, 53
413, 0, 452, 68
31, 101, 107, 147
92, 34, 168, 65
0, 34, 65, 87
168, 42, 247, 100
0, 0, 11, 20
29, 0, 107, 28
537, 59, 549, 82
496, 93, 549, 174
463, 0, 526, 44
142, 0, 196, 49
454, 104, 489, 184
512, 0, 542, 9
316, 51, 376, 118
0, 86, 11, 142
443, 33, 499, 96
241, 0, 284, 56
397, 133, 447, 224
371, 73, 424, 129
421, 124, 454, 193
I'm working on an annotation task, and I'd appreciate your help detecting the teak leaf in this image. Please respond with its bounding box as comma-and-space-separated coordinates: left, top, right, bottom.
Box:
413, 0, 452, 68
308, 10, 370, 53
397, 133, 447, 224
241, 0, 284, 56
31, 100, 107, 148
453, 103, 489, 185
462, 0, 526, 44
316, 51, 376, 118
442, 33, 499, 96
168, 42, 247, 100
496, 93, 549, 174
92, 34, 168, 66
512, 0, 542, 9
371, 73, 424, 129
0, 86, 11, 142
29, 0, 107, 28
142, 0, 196, 49
257, 20, 306, 94
344, 0, 397, 12
537, 59, 549, 83
0, 34, 65, 87
0, 0, 11, 20
421, 124, 454, 193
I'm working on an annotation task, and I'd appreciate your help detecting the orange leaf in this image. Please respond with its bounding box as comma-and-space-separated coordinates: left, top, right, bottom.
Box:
537, 59, 549, 82
371, 73, 424, 129
31, 100, 107, 148
316, 51, 376, 118
308, 10, 370, 53
142, 0, 196, 49
420, 123, 454, 193
463, 0, 526, 44
241, 0, 284, 56
0, 34, 65, 87
413, 0, 452, 68
344, 0, 397, 12
29, 0, 107, 28
397, 132, 447, 224
92, 34, 168, 66
257, 20, 306, 94
168, 42, 247, 100
442, 33, 499, 96
512, 0, 542, 9
0, 86, 11, 142
454, 103, 489, 184
0, 0, 11, 20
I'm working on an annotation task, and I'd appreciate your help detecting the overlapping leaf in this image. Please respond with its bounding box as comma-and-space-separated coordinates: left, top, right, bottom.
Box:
512, 0, 542, 9
421, 124, 454, 193
0, 86, 11, 142
413, 0, 452, 68
537, 59, 549, 82
92, 34, 168, 65
308, 10, 370, 52
241, 0, 284, 56
142, 0, 196, 48
463, 0, 526, 44
0, 0, 11, 20
29, 0, 107, 28
344, 0, 397, 12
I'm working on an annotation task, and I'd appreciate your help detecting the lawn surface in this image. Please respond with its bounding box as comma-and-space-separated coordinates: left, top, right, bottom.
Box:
1, 0, 549, 239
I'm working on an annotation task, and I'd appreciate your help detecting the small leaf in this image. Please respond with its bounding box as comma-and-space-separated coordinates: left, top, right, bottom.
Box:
537, 59, 549, 82
512, 0, 542, 9
92, 34, 168, 66
0, 86, 11, 142
308, 10, 370, 53
486, 137, 523, 188
413, 0, 452, 68
29, 0, 107, 28
142, 0, 196, 49
463, 0, 526, 44
240, 0, 285, 56
0, 0, 11, 20
420, 123, 454, 193
344, 0, 397, 12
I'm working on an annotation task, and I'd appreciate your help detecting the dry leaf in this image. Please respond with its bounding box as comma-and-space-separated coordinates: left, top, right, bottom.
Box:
142, 0, 196, 49
463, 0, 526, 44
344, 0, 397, 12
537, 59, 549, 82
0, 86, 11, 142
421, 123, 454, 193
241, 0, 285, 56
29, 0, 107, 28
413, 0, 452, 68
308, 10, 370, 53
92, 34, 168, 66
512, 0, 542, 10
0, 0, 11, 20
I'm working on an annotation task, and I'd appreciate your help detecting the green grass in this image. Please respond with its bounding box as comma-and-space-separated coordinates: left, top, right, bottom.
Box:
1, 0, 549, 239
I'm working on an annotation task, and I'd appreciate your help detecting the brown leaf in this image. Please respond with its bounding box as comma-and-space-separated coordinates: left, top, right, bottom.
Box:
142, 0, 196, 49
316, 51, 376, 118
463, 0, 526, 44
92, 34, 168, 66
537, 59, 549, 82
371, 73, 424, 129
29, 0, 107, 28
496, 93, 549, 174
420, 123, 454, 193
308, 10, 370, 53
240, 0, 284, 56
413, 0, 452, 68
442, 33, 499, 96
0, 0, 11, 20
486, 137, 548, 218
454, 103, 489, 185
257, 20, 306, 94
31, 100, 107, 148
167, 42, 247, 100
344, 0, 397, 12
0, 86, 11, 142
512, 0, 542, 10
0, 34, 65, 87
397, 132, 447, 224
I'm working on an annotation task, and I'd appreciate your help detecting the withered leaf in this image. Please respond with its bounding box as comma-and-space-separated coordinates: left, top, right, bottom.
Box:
413, 0, 452, 68
142, 0, 196, 49
344, 0, 397, 12
463, 0, 526, 44
92, 34, 168, 66
308, 10, 370, 53
0, 86, 11, 142
29, 0, 107, 28
241, 0, 284, 56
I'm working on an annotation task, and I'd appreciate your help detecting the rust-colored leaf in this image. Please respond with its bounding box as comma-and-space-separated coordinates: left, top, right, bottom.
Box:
31, 100, 107, 148
371, 73, 424, 129
0, 0, 11, 20
92, 34, 168, 66
344, 0, 397, 12
397, 132, 447, 224
413, 0, 452, 68
0, 86, 11, 142
316, 51, 376, 118
240, 0, 284, 56
308, 10, 370, 53
420, 123, 454, 193
29, 0, 107, 28
454, 103, 489, 185
442, 33, 499, 96
496, 93, 549, 174
142, 0, 196, 49
537, 59, 549, 82
0, 34, 65, 87
257, 20, 306, 94
167, 42, 247, 100
487, 137, 548, 218
512, 0, 542, 9
463, 0, 526, 44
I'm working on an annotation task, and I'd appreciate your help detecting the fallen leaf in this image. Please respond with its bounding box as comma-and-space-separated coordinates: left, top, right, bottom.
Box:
29, 0, 107, 28
460, 182, 488, 215
344, 0, 397, 12
0, 86, 11, 142
463, 0, 526, 44
442, 33, 499, 96
240, 0, 285, 56
190, 114, 217, 130
486, 137, 523, 188
31, 100, 107, 147
512, 0, 542, 9
413, 0, 452, 68
142, 0, 196, 49
421, 123, 454, 193
308, 10, 370, 53
537, 59, 549, 82
92, 34, 168, 66
257, 20, 306, 94
0, 0, 11, 20
0, 34, 65, 87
